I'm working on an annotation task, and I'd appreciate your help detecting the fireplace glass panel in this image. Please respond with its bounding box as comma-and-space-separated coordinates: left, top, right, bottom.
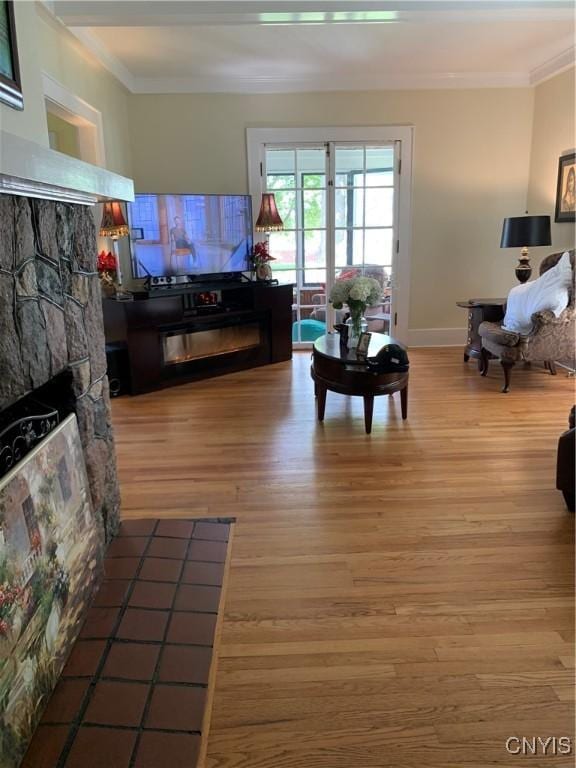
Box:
163, 323, 262, 365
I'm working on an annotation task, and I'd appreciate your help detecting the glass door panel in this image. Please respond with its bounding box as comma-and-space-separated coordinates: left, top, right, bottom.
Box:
331, 143, 396, 334
265, 141, 398, 345
265, 146, 328, 344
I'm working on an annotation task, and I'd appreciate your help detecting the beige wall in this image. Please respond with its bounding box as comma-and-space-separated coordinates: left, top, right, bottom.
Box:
46, 110, 81, 159
129, 88, 534, 331
37, 9, 133, 177
0, 1, 48, 145
0, 4, 132, 177
527, 67, 575, 256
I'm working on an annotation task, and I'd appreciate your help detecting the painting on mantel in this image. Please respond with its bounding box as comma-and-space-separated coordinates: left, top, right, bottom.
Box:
0, 0, 22, 111
0, 414, 103, 767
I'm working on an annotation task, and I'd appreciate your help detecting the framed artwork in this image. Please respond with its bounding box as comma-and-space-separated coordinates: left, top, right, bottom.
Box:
555, 152, 576, 223
356, 331, 372, 359
0, 414, 103, 768
0, 1, 22, 111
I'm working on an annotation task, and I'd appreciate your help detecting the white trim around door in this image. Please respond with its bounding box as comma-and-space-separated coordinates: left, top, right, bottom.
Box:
247, 126, 414, 344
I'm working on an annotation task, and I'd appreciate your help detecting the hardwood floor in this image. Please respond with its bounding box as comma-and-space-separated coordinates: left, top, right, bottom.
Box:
111, 348, 575, 767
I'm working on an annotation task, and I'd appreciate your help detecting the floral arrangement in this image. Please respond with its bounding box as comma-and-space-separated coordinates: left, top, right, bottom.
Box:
97, 250, 118, 290
251, 240, 276, 281
251, 241, 275, 267
330, 276, 382, 338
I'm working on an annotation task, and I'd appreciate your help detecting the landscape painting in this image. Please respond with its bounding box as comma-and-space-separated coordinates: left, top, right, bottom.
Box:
0, 414, 103, 768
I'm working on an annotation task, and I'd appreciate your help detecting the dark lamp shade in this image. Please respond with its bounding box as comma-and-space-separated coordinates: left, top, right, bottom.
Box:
255, 193, 284, 232
100, 201, 129, 238
500, 215, 551, 249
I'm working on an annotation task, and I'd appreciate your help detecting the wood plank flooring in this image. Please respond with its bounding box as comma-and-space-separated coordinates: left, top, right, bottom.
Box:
111, 349, 575, 767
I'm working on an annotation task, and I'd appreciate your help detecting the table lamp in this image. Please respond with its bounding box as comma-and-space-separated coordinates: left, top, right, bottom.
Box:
99, 201, 130, 298
500, 215, 551, 283
254, 193, 284, 280
255, 192, 283, 233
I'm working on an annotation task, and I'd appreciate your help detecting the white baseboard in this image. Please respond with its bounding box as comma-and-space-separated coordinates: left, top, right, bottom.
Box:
407, 327, 467, 347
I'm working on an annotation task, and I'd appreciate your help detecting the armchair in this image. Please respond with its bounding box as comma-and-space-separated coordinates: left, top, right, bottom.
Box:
479, 250, 575, 392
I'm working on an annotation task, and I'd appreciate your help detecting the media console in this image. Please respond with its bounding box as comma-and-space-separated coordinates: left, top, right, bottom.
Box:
102, 282, 293, 395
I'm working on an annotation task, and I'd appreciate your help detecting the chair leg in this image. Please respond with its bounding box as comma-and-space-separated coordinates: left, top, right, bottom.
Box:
480, 348, 490, 377
544, 361, 550, 371
501, 360, 514, 393
548, 361, 557, 376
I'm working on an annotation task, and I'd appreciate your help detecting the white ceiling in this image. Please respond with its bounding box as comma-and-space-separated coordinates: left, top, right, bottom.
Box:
51, 1, 576, 93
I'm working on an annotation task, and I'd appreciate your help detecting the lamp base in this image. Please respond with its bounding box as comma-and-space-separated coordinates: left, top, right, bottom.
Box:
515, 254, 532, 284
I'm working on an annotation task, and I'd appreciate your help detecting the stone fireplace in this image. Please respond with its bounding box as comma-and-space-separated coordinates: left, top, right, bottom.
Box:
0, 194, 120, 540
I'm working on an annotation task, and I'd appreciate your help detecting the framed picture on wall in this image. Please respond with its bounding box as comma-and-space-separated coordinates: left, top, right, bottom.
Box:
0, 0, 22, 110
555, 152, 576, 223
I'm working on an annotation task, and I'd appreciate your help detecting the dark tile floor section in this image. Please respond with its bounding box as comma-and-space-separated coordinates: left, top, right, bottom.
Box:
22, 518, 232, 768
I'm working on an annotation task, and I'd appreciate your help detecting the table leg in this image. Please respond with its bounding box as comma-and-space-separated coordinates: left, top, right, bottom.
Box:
363, 395, 374, 434
400, 382, 408, 420
317, 383, 327, 422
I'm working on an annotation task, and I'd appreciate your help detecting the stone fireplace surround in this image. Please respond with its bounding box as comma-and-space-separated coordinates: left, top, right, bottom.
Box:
0, 194, 120, 540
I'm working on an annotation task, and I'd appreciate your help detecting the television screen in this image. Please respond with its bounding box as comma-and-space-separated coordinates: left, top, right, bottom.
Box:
127, 193, 253, 279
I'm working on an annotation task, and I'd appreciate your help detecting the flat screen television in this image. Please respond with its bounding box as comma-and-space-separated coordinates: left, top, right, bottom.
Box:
127, 193, 253, 279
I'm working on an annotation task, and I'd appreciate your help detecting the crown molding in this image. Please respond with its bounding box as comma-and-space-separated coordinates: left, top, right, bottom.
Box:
529, 45, 576, 85
52, 1, 575, 27
65, 28, 136, 92
51, 3, 574, 95
132, 71, 531, 94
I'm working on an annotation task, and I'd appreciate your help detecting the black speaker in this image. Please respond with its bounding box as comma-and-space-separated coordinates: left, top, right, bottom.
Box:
106, 343, 131, 397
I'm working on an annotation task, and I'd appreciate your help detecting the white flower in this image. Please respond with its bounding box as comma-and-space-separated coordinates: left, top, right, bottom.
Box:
330, 276, 382, 309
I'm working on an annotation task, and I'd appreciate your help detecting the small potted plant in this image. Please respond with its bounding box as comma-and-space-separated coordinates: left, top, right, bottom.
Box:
97, 250, 118, 296
251, 241, 275, 281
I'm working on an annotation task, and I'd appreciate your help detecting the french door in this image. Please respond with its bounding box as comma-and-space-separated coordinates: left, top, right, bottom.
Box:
247, 127, 413, 346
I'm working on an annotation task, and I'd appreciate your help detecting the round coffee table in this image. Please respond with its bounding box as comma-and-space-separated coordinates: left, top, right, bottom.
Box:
311, 333, 408, 434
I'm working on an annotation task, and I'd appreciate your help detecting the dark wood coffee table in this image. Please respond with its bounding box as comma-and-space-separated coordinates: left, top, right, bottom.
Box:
311, 333, 408, 434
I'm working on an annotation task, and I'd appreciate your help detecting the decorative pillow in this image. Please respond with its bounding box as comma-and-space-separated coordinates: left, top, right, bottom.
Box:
502, 251, 573, 335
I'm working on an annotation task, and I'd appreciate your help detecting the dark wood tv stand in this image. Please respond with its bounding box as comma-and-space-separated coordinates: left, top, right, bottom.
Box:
102, 281, 293, 394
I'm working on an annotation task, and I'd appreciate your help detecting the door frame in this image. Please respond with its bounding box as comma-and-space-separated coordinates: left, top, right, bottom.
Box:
247, 125, 414, 344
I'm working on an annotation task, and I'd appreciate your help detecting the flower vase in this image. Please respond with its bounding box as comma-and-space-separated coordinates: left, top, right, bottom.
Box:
346, 313, 368, 349
100, 279, 116, 298
256, 263, 272, 281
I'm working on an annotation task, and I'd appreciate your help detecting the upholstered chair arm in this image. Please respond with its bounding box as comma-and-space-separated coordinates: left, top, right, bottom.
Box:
531, 307, 575, 334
